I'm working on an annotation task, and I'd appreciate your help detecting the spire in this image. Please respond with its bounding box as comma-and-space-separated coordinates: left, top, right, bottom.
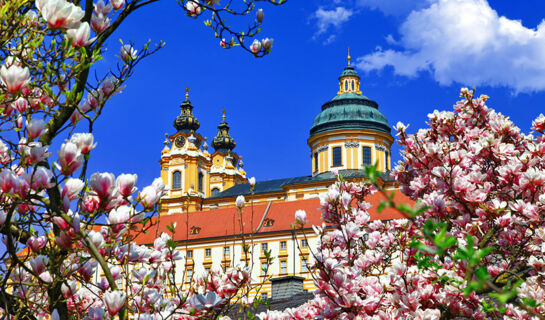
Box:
211, 108, 236, 153
337, 49, 362, 95
174, 86, 200, 133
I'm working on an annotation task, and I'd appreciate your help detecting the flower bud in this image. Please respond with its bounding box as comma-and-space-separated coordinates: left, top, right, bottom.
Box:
250, 39, 262, 55
256, 8, 264, 23
235, 195, 245, 208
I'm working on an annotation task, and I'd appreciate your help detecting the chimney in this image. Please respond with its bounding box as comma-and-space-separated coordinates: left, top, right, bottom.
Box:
270, 275, 305, 301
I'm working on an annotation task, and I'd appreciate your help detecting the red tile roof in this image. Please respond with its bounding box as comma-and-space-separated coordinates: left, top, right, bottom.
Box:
134, 190, 412, 245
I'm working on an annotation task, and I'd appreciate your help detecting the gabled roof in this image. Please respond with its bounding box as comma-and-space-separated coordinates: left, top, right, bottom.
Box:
135, 191, 411, 246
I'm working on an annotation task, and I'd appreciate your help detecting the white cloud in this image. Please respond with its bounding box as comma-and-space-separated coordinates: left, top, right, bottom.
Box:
357, 0, 545, 93
314, 7, 354, 36
356, 0, 432, 16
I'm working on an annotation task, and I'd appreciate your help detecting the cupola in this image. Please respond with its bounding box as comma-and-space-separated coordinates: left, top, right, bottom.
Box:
173, 87, 201, 133
212, 109, 236, 153
338, 48, 362, 95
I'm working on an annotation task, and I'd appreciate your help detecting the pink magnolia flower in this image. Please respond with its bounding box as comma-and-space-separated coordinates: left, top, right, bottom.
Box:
26, 235, 47, 252
57, 142, 83, 175
139, 186, 161, 209
30, 166, 54, 190
104, 291, 126, 315
82, 194, 100, 212
62, 178, 85, 201
90, 172, 115, 199
0, 170, 18, 193
70, 133, 96, 154
26, 118, 46, 139
186, 0, 201, 16
111, 0, 125, 10
250, 39, 262, 55
256, 8, 264, 23
261, 38, 273, 53
29, 255, 49, 274
108, 205, 131, 225
13, 97, 30, 113
0, 64, 30, 94
295, 209, 307, 224
93, 0, 112, 14
35, 0, 84, 29
235, 195, 245, 208
67, 22, 94, 47
91, 12, 110, 33
119, 44, 137, 62
116, 173, 137, 197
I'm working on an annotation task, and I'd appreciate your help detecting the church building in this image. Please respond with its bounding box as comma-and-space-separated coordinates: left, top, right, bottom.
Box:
135, 52, 407, 299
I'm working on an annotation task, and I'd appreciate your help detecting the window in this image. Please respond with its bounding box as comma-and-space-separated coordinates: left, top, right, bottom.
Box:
261, 243, 268, 252
261, 292, 267, 300
362, 146, 372, 165
190, 227, 200, 235
332, 147, 342, 166
280, 241, 287, 250
187, 250, 193, 258
205, 267, 210, 275
224, 246, 230, 255
280, 260, 287, 274
314, 152, 318, 171
186, 269, 193, 281
264, 219, 274, 227
172, 171, 181, 189
385, 151, 389, 170
198, 172, 203, 192
301, 239, 308, 248
301, 259, 308, 273
344, 80, 348, 90
205, 248, 211, 257
261, 262, 268, 276
211, 188, 220, 196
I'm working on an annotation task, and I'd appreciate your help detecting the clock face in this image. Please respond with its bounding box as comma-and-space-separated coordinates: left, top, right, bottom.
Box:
175, 136, 186, 148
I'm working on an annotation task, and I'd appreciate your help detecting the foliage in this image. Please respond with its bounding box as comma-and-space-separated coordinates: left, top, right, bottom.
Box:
0, 0, 284, 319
262, 89, 545, 319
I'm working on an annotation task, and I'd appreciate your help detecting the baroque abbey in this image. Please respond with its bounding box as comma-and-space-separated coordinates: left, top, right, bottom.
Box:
135, 52, 406, 299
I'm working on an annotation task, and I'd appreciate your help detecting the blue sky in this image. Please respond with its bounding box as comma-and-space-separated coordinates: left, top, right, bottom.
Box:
84, 0, 545, 189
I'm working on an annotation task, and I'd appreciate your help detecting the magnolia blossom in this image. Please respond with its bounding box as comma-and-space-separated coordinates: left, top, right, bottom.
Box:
111, 0, 125, 10
0, 64, 30, 93
120, 44, 138, 62
36, 0, 84, 29
26, 118, 46, 139
186, 0, 201, 16
62, 178, 85, 201
235, 195, 245, 208
13, 97, 30, 113
93, 0, 112, 15
90, 172, 116, 199
248, 176, 256, 187
70, 133, 96, 154
0, 210, 6, 225
250, 39, 261, 54
67, 22, 94, 47
261, 38, 273, 53
104, 291, 126, 315
116, 173, 137, 197
57, 142, 83, 175
91, 12, 110, 33
294, 209, 307, 224
256, 8, 264, 23
139, 186, 161, 209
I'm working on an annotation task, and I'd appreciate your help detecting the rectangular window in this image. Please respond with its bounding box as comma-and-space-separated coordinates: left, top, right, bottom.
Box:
280, 241, 287, 250
261, 292, 268, 300
261, 243, 268, 252
261, 262, 268, 276
187, 250, 193, 258
314, 152, 318, 172
186, 269, 193, 281
362, 146, 372, 165
224, 246, 230, 255
205, 248, 211, 257
385, 151, 389, 170
332, 147, 342, 166
301, 259, 308, 273
198, 172, 203, 192
205, 267, 210, 275
280, 260, 287, 274
301, 239, 308, 248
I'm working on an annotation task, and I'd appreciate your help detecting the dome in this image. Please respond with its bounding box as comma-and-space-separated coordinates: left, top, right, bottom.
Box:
339, 66, 359, 77
211, 110, 236, 153
174, 88, 200, 133
310, 92, 390, 136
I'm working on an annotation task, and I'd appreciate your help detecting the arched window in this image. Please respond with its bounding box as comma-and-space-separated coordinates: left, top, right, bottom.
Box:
211, 188, 220, 196
352, 80, 355, 90
172, 171, 181, 189
198, 172, 203, 192
314, 152, 318, 172
344, 80, 348, 90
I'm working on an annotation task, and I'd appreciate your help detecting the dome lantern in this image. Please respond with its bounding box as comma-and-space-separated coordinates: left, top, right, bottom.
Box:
338, 47, 362, 95
173, 86, 201, 133
211, 108, 236, 153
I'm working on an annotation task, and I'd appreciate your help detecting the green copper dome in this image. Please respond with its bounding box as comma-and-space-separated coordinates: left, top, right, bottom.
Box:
339, 66, 359, 77
310, 92, 391, 136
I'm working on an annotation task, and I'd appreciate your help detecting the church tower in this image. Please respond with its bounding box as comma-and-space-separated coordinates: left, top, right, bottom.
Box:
159, 88, 247, 214
308, 50, 393, 175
